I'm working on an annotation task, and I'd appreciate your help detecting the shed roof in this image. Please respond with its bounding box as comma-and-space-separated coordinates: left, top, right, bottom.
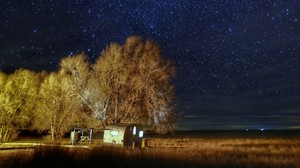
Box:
106, 123, 141, 131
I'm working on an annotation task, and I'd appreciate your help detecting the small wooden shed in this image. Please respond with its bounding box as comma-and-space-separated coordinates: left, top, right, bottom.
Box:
103, 124, 144, 148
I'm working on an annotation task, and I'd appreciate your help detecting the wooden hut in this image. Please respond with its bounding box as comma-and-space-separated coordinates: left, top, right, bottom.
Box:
103, 124, 144, 148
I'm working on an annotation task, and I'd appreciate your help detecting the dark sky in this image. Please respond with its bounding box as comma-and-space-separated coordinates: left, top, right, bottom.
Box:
1, 1, 300, 130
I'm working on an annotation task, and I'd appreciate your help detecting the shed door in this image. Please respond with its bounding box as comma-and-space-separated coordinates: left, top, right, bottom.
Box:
124, 126, 136, 148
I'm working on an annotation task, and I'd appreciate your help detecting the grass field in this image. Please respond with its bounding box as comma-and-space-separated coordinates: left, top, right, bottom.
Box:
0, 130, 300, 168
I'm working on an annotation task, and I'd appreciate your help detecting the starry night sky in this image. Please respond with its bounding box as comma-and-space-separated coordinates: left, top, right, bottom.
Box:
1, 1, 300, 130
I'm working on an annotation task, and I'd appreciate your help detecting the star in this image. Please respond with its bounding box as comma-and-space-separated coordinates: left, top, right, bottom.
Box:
0, 0, 299, 130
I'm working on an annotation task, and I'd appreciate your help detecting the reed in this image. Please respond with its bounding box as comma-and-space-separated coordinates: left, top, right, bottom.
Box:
1, 137, 299, 168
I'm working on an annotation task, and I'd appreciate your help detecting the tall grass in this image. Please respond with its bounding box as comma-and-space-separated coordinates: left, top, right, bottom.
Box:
1, 137, 300, 168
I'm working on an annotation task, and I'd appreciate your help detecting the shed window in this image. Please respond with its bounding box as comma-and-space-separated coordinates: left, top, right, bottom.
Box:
111, 130, 119, 136
139, 131, 144, 137
133, 126, 136, 135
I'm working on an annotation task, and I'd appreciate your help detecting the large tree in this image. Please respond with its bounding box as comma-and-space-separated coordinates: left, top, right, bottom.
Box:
95, 36, 177, 133
59, 54, 105, 128
33, 71, 82, 141
0, 71, 9, 142
93, 43, 127, 125
0, 69, 39, 142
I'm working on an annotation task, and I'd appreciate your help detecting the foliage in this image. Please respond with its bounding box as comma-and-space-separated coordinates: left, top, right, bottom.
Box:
0, 69, 39, 142
59, 54, 104, 128
33, 71, 82, 141
94, 36, 177, 133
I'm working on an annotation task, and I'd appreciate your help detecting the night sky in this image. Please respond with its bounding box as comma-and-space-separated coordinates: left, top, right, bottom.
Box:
1, 1, 300, 130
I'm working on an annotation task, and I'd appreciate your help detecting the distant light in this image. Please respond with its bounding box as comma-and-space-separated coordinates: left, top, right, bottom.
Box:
260, 129, 264, 131
246, 129, 248, 131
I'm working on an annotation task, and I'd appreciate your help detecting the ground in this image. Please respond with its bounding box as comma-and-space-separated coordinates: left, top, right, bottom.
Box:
0, 130, 299, 168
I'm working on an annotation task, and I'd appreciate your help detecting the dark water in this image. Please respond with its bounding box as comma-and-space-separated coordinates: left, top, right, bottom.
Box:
145, 130, 300, 139
179, 116, 300, 131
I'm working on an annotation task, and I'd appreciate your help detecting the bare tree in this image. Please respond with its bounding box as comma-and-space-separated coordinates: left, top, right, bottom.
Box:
93, 43, 128, 125
33, 71, 81, 141
0, 71, 10, 142
94, 36, 177, 133
0, 69, 39, 142
59, 54, 104, 128
0, 71, 5, 85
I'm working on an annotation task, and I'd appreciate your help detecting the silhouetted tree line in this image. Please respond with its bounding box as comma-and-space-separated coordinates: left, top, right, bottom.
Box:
0, 36, 177, 142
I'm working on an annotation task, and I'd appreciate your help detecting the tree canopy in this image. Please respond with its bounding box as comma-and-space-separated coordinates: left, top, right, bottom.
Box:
0, 69, 39, 142
94, 36, 177, 133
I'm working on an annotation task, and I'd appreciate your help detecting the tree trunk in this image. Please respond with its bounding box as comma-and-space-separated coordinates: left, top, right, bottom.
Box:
50, 125, 55, 141
0, 128, 3, 142
4, 129, 10, 142
0, 127, 12, 142
114, 96, 118, 123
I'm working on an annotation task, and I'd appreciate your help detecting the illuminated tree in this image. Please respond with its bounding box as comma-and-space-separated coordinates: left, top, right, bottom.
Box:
95, 36, 177, 133
0, 71, 9, 142
0, 71, 5, 86
93, 43, 126, 125
0, 69, 39, 142
59, 54, 104, 128
33, 71, 81, 141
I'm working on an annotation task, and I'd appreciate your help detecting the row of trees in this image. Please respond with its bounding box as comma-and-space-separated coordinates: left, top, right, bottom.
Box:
0, 36, 177, 142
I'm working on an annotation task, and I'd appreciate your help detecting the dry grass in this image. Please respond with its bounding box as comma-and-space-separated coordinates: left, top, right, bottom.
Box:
143, 137, 300, 167
0, 137, 299, 168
